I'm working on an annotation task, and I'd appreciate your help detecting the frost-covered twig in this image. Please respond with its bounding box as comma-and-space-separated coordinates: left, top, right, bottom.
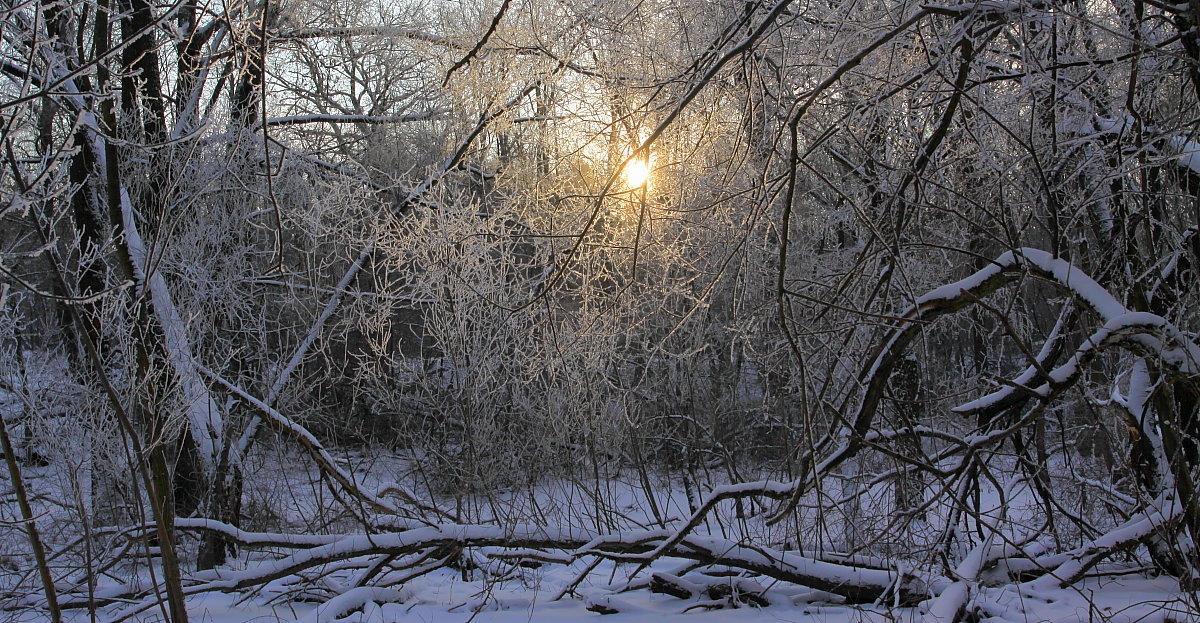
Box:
263, 111, 448, 127
227, 78, 552, 476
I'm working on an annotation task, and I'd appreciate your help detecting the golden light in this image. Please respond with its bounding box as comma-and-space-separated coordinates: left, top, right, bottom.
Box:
624, 158, 651, 188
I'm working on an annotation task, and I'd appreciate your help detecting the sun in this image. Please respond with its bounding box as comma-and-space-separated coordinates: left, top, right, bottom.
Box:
624, 158, 651, 188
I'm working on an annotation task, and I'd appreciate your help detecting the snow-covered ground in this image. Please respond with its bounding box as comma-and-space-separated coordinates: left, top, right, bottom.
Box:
2, 441, 1195, 623
174, 569, 1190, 623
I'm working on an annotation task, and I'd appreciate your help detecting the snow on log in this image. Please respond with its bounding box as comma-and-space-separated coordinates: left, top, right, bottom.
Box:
169, 523, 930, 604
650, 572, 704, 599
923, 536, 992, 622
173, 518, 346, 548
1169, 135, 1200, 175
296, 587, 410, 623
577, 531, 929, 604
188, 524, 592, 590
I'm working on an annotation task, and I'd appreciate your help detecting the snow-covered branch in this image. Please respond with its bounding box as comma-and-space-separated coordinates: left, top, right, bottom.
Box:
262, 111, 448, 127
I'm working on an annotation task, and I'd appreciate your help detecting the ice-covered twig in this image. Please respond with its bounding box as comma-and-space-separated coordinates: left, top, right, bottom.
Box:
1147, 226, 1199, 312
228, 79, 550, 477
784, 248, 1197, 525
951, 303, 1072, 417
263, 111, 447, 127
922, 0, 1047, 19
957, 314, 1196, 420
51, 64, 225, 472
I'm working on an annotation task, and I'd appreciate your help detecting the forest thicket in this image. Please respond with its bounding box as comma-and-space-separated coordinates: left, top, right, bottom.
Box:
1, 0, 1198, 620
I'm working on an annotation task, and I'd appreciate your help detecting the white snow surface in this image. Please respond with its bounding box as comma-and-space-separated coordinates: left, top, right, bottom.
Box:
99, 566, 1194, 623
57, 457, 1197, 623
0, 442, 1193, 623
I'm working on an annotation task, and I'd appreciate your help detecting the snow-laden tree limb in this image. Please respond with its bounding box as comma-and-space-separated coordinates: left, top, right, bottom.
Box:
36, 56, 224, 473
118, 169, 222, 471
923, 537, 991, 622
55, 519, 934, 616
954, 313, 1198, 418
172, 518, 348, 548
624, 248, 1198, 573
262, 111, 449, 127
1110, 359, 1175, 491
1029, 492, 1184, 588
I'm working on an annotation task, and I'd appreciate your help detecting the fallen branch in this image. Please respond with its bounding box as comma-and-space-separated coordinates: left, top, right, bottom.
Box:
80, 521, 931, 613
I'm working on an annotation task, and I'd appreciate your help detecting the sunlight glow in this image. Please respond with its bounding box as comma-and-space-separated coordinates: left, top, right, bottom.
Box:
624, 158, 651, 188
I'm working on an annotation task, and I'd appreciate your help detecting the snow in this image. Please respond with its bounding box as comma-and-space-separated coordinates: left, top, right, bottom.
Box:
85, 563, 1196, 623
173, 518, 347, 547
297, 586, 413, 623
1170, 135, 1200, 175
2, 441, 1194, 623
